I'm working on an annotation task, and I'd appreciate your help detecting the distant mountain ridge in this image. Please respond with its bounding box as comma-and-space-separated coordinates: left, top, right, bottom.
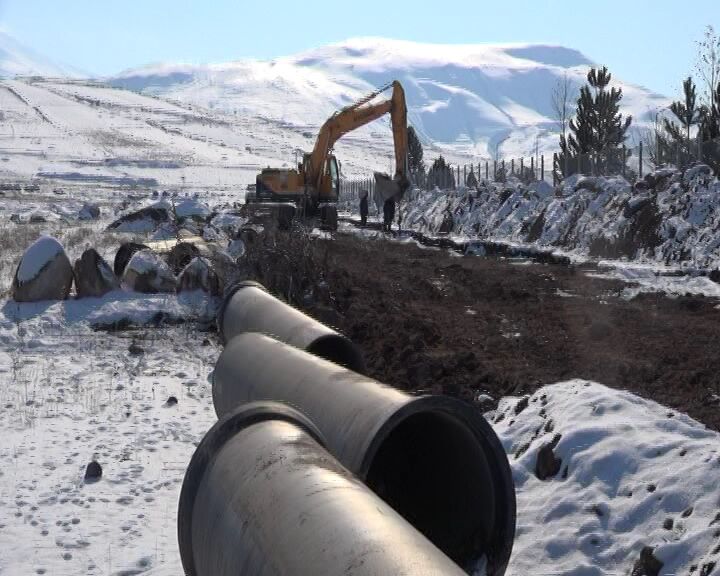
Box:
0, 30, 83, 78
110, 37, 671, 158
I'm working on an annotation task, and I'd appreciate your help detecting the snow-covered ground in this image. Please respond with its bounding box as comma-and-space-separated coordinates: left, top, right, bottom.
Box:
494, 381, 720, 576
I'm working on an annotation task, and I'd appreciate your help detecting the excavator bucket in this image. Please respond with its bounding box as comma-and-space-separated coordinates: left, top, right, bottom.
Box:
374, 172, 408, 209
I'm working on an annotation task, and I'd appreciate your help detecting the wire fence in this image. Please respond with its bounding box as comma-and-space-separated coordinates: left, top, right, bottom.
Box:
340, 134, 720, 203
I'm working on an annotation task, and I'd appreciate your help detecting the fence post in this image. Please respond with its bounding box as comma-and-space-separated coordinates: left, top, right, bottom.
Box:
520, 157, 524, 178
697, 131, 703, 162
502, 160, 505, 180
511, 159, 515, 176
493, 160, 497, 180
456, 165, 460, 189
485, 161, 489, 180
639, 142, 643, 179
530, 157, 534, 180
463, 164, 466, 186
541, 155, 544, 182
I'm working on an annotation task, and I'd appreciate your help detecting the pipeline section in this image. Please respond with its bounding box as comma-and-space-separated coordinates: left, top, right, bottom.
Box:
218, 280, 366, 373
178, 402, 468, 576
213, 332, 515, 574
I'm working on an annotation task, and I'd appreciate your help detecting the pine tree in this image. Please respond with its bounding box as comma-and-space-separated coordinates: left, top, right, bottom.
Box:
657, 77, 701, 168
407, 126, 425, 185
466, 165, 478, 188
555, 66, 632, 179
427, 156, 455, 190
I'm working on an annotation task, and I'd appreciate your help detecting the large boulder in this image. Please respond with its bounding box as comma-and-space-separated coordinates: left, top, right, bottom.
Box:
107, 202, 171, 233
175, 197, 211, 223
12, 236, 73, 302
122, 249, 176, 294
167, 242, 202, 274
177, 257, 221, 296
78, 203, 100, 220
74, 249, 119, 298
113, 242, 149, 277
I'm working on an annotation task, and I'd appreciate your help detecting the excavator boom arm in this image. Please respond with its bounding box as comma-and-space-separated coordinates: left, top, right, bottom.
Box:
307, 81, 408, 192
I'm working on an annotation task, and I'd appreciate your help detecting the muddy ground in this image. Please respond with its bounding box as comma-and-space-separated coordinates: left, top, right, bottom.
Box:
246, 229, 720, 432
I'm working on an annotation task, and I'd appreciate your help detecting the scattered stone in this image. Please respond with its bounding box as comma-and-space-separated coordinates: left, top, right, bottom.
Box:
74, 249, 119, 298
78, 203, 100, 220
663, 517, 674, 530
29, 213, 47, 223
177, 257, 221, 296
514, 396, 530, 415
165, 396, 178, 406
107, 202, 171, 233
167, 242, 201, 274
113, 242, 149, 277
646, 484, 656, 493
682, 506, 694, 518
700, 562, 716, 576
175, 197, 211, 223
535, 433, 562, 480
631, 546, 663, 576
227, 238, 246, 260
84, 461, 102, 482
128, 343, 144, 356
122, 249, 176, 294
12, 236, 74, 302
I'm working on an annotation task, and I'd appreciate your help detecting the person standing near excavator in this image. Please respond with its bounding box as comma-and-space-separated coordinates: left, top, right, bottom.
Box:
383, 197, 395, 232
359, 189, 369, 226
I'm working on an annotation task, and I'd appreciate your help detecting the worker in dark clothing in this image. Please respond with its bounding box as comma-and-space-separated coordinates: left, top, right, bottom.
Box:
359, 190, 369, 226
383, 198, 395, 232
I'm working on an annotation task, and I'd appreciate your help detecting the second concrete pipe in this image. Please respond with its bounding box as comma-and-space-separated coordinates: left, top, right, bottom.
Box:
218, 280, 366, 373
213, 332, 516, 575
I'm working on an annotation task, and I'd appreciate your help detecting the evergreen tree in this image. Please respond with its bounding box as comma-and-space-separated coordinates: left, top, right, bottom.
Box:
466, 165, 478, 188
407, 126, 425, 185
656, 77, 701, 168
427, 156, 455, 189
555, 66, 632, 179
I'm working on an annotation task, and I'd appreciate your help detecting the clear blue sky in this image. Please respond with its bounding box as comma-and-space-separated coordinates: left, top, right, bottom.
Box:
1, 0, 718, 97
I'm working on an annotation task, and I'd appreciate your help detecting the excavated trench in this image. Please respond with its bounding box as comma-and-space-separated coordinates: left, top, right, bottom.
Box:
245, 228, 720, 432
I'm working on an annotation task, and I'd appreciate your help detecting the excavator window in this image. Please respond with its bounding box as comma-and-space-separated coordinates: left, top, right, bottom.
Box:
328, 156, 339, 197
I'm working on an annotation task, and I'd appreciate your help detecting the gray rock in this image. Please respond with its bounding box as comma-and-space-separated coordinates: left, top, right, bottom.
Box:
78, 203, 100, 220
535, 434, 562, 480
107, 202, 171, 233
630, 546, 663, 576
122, 249, 176, 294
74, 249, 119, 298
12, 236, 74, 302
84, 461, 102, 482
177, 257, 221, 296
113, 242, 149, 277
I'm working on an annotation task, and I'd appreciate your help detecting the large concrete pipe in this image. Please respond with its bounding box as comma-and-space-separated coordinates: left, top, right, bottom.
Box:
218, 280, 366, 373
178, 401, 468, 576
212, 333, 516, 575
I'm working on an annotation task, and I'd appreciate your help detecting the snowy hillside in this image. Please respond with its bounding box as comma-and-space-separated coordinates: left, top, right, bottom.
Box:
0, 30, 81, 78
111, 37, 671, 159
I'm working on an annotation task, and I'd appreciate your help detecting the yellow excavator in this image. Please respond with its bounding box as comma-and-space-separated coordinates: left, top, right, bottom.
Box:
247, 80, 410, 230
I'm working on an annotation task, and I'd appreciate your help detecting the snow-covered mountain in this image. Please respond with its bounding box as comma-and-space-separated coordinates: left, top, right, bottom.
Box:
110, 38, 671, 159
0, 30, 82, 78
